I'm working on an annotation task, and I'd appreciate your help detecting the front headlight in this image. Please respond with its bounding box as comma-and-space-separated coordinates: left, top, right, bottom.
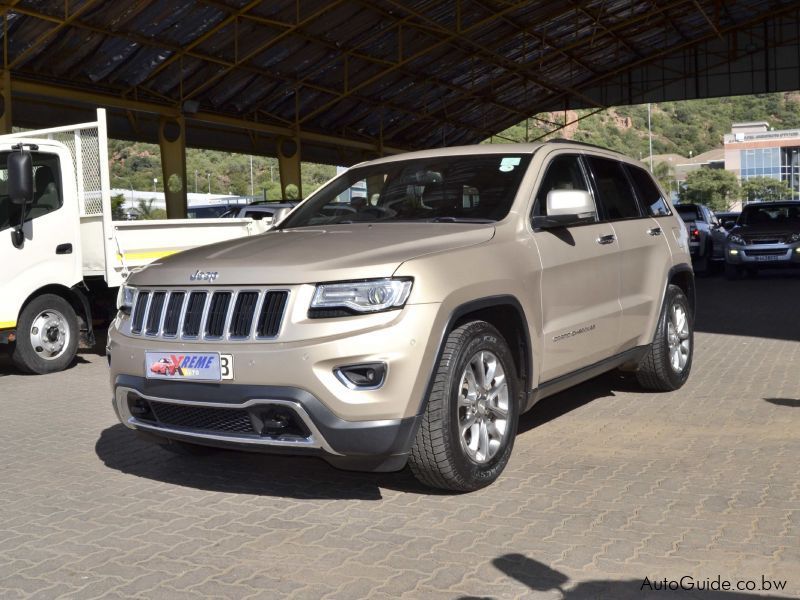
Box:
789, 232, 800, 243
310, 278, 413, 316
117, 285, 136, 315
728, 234, 746, 246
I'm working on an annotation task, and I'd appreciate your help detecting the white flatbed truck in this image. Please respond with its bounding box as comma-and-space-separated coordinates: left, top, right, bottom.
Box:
0, 109, 270, 373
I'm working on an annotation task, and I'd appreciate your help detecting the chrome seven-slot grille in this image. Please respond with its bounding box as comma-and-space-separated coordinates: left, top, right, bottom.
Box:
130, 288, 289, 340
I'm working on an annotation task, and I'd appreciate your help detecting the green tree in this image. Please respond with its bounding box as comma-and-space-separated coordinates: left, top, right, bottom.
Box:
679, 168, 740, 211
740, 176, 792, 203
133, 198, 166, 220
652, 161, 678, 197
110, 193, 126, 220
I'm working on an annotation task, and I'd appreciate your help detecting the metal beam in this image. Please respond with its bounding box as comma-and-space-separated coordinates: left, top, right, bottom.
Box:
132, 0, 263, 92
182, 0, 347, 101
8, 0, 104, 69
159, 114, 187, 218
9, 79, 408, 155
298, 0, 535, 126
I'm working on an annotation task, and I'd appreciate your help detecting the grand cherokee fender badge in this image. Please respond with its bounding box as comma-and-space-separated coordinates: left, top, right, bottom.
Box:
190, 269, 219, 282
553, 324, 596, 342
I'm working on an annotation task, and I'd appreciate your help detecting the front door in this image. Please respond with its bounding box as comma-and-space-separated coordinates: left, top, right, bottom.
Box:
0, 149, 81, 329
531, 153, 622, 382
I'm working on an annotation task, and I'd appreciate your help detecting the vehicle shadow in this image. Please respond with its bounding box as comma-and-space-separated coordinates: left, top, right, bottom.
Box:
95, 423, 440, 500
693, 270, 800, 341
764, 397, 800, 408
518, 370, 641, 435
457, 554, 791, 599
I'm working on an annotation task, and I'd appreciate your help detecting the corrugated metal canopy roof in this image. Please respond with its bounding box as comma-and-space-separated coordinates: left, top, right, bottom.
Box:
2, 0, 800, 164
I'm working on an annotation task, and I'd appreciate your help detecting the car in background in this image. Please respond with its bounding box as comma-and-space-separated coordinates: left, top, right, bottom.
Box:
715, 211, 740, 231
221, 201, 299, 226
724, 201, 800, 278
675, 203, 727, 273
186, 204, 235, 219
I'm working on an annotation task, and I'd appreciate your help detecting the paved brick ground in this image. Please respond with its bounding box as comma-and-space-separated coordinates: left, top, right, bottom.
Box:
1, 272, 799, 599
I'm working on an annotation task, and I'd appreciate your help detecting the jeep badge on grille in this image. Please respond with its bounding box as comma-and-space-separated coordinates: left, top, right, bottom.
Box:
190, 269, 219, 282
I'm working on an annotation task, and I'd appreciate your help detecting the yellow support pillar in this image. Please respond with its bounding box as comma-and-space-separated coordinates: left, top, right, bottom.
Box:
0, 70, 11, 134
277, 136, 302, 200
158, 115, 187, 219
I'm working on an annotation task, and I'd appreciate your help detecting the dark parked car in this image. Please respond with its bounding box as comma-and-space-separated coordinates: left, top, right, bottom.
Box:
725, 201, 800, 278
675, 203, 727, 273
221, 201, 299, 225
715, 211, 741, 231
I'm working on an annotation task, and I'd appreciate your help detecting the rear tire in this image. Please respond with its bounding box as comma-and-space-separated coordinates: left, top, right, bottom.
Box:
11, 294, 79, 374
408, 321, 520, 492
636, 285, 693, 392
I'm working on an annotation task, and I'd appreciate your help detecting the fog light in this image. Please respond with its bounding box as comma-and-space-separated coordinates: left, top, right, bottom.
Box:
729, 249, 739, 255
795, 248, 800, 254
334, 362, 387, 390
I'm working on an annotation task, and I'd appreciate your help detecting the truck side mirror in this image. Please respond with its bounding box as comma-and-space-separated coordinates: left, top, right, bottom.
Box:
8, 151, 34, 205
7, 150, 33, 248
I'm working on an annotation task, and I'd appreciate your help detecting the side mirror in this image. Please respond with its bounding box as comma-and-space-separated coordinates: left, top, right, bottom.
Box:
7, 150, 34, 248
8, 151, 34, 205
532, 190, 596, 229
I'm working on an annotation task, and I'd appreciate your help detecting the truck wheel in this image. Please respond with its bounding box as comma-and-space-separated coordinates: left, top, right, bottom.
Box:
636, 285, 693, 392
12, 294, 79, 374
408, 321, 520, 492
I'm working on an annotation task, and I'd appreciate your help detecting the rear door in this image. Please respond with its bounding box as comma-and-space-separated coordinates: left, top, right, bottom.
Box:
584, 157, 672, 350
531, 153, 622, 381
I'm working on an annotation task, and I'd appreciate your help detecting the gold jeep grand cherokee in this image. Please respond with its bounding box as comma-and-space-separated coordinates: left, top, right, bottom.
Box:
108, 141, 694, 491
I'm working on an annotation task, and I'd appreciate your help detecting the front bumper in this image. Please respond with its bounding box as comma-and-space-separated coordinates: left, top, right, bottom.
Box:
725, 243, 800, 266
112, 376, 420, 472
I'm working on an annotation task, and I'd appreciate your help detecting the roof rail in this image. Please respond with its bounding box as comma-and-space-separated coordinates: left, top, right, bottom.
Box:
547, 138, 612, 151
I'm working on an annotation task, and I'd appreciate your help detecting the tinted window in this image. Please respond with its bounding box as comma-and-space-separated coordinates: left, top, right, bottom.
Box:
0, 151, 63, 232
676, 205, 701, 222
740, 203, 800, 225
280, 154, 532, 228
586, 156, 642, 220
626, 165, 670, 217
532, 154, 594, 218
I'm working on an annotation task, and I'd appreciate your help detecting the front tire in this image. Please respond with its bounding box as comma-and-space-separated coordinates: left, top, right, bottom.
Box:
636, 285, 693, 391
408, 321, 520, 492
11, 294, 79, 374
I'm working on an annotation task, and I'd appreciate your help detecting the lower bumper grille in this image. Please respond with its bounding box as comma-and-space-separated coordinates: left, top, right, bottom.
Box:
149, 401, 255, 434
129, 395, 312, 440
743, 248, 789, 257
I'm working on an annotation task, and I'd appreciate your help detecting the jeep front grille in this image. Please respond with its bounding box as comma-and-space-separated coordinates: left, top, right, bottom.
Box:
128, 288, 289, 341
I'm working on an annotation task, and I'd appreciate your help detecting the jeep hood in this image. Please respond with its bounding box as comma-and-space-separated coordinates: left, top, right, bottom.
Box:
129, 223, 495, 286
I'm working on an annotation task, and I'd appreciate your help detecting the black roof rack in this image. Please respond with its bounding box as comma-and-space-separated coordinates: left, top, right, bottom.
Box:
547, 138, 612, 151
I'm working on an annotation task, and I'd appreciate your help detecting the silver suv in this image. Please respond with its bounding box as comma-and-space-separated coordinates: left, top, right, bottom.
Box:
108, 141, 694, 491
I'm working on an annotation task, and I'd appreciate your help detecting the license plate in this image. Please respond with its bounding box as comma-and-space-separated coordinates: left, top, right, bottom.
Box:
145, 352, 234, 381
754, 255, 781, 262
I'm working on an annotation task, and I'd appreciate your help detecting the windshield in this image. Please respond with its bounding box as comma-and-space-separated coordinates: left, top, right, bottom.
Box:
676, 205, 700, 222
279, 154, 532, 229
740, 203, 800, 226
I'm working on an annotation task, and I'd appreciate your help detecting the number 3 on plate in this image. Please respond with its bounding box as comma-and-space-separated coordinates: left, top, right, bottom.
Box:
220, 354, 234, 380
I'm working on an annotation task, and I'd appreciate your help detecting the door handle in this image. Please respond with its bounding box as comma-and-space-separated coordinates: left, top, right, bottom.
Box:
55, 243, 73, 255
596, 234, 616, 245
647, 227, 663, 236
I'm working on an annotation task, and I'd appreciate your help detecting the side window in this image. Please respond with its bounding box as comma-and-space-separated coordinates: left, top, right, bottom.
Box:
0, 151, 63, 232
532, 154, 595, 218
585, 156, 642, 220
625, 164, 671, 217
